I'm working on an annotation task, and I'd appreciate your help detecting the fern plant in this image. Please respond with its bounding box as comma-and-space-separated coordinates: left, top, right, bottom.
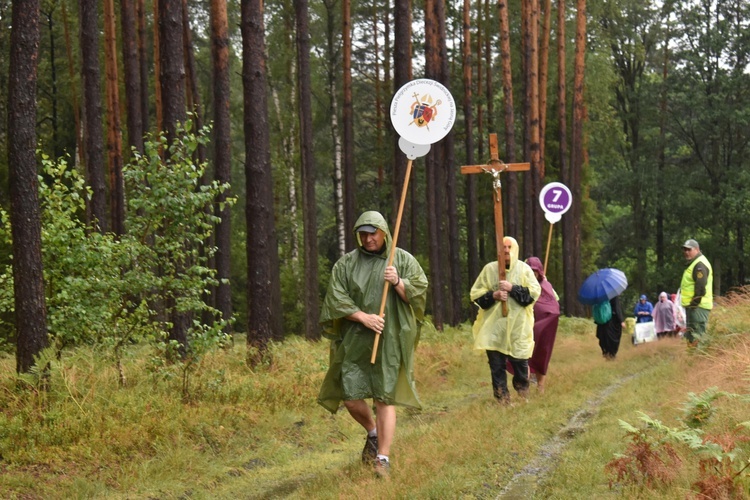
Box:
607, 388, 750, 497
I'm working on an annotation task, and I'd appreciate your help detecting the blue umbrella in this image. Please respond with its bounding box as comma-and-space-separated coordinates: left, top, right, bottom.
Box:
578, 268, 628, 305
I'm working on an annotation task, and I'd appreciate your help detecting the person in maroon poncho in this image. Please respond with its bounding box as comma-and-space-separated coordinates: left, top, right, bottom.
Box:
525, 257, 561, 393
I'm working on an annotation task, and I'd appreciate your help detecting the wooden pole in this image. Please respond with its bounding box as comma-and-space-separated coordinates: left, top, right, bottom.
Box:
493, 184, 509, 317
371, 158, 413, 364
543, 223, 553, 275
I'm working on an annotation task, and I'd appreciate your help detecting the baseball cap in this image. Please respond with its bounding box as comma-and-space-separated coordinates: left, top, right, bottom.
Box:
682, 239, 699, 250
356, 224, 378, 233
640, 294, 647, 300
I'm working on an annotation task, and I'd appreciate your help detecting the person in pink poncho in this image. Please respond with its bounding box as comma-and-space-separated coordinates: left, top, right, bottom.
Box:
524, 257, 561, 393
653, 291, 678, 339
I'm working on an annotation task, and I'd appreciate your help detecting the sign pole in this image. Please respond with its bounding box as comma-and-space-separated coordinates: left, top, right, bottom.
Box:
543, 224, 553, 276
371, 158, 413, 364
538, 182, 573, 277
371, 79, 455, 364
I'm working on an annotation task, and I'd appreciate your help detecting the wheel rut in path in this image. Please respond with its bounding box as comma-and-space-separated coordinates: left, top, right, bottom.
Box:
497, 372, 641, 499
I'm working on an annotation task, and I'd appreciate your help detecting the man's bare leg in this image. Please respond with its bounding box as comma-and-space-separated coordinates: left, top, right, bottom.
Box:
374, 401, 396, 456
343, 399, 376, 432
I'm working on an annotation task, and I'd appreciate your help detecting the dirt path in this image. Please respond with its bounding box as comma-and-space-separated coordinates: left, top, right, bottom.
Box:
498, 372, 641, 498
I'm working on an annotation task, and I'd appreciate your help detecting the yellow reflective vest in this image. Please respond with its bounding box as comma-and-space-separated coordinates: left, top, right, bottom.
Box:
681, 254, 713, 310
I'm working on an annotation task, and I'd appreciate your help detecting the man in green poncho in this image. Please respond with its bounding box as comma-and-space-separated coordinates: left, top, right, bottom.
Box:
318, 211, 428, 476
470, 236, 541, 405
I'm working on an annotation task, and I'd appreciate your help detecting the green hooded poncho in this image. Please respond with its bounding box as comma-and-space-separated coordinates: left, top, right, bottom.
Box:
470, 236, 541, 358
317, 211, 428, 413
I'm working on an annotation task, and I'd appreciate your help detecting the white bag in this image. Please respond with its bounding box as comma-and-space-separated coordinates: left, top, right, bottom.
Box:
633, 322, 657, 345
674, 289, 687, 329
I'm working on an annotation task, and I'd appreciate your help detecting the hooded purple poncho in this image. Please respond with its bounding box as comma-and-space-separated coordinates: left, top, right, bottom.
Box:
525, 257, 560, 375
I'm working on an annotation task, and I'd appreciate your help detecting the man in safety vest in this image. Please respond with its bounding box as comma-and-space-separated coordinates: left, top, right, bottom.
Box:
680, 239, 713, 346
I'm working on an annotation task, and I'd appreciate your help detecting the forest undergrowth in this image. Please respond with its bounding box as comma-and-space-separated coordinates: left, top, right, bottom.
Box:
0, 289, 749, 498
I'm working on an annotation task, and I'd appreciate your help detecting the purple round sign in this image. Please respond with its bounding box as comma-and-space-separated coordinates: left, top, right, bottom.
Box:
539, 182, 572, 216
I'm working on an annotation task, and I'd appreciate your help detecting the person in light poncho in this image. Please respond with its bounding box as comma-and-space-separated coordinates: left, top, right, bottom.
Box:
317, 211, 428, 475
470, 236, 541, 404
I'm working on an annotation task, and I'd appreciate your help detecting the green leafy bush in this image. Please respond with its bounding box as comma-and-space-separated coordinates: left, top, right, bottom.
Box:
0, 121, 233, 389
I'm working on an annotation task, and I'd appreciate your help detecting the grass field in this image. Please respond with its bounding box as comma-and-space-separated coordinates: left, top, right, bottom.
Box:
1, 291, 748, 499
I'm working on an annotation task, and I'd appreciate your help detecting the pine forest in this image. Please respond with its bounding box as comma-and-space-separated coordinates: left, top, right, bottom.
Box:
0, 0, 749, 370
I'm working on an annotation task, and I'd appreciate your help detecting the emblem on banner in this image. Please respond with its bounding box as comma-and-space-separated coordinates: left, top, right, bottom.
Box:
410, 93, 442, 129
391, 79, 455, 145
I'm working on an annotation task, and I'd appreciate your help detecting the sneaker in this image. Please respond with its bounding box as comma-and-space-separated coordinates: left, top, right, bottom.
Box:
373, 457, 390, 478
361, 435, 378, 463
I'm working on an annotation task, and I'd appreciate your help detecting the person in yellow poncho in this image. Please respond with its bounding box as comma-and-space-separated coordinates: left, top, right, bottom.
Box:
470, 236, 541, 404
317, 211, 428, 476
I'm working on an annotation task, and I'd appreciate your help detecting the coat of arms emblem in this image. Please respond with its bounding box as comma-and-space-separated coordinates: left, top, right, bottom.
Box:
409, 92, 442, 129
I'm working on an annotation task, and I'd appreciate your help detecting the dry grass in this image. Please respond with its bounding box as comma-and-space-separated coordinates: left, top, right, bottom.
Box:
0, 291, 748, 498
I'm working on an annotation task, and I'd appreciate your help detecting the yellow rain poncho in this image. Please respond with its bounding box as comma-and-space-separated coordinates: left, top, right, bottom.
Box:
470, 237, 541, 358
317, 211, 428, 413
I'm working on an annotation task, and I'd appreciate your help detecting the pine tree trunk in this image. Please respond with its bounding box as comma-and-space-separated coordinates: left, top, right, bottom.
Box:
43, 10, 60, 159
242, 0, 284, 361
79, 0, 108, 232
295, 0, 321, 340
393, 0, 411, 252
558, 0, 573, 316
498, 0, 518, 240
181, 0, 206, 166
60, 3, 84, 166
137, 0, 149, 132
120, 0, 144, 155
342, 0, 355, 251
464, 0, 480, 288
436, 0, 462, 325
211, 0, 233, 331
568, 0, 586, 317
159, 0, 189, 351
538, 0, 551, 171
9, 0, 49, 374
528, 0, 543, 257
104, 0, 125, 236
521, 0, 532, 250
424, 0, 444, 330
153, 0, 163, 136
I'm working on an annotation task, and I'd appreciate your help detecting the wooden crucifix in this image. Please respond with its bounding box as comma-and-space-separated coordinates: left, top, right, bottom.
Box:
461, 133, 530, 316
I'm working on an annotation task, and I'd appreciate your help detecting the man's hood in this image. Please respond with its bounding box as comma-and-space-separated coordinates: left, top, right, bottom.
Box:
503, 236, 520, 270
354, 211, 392, 254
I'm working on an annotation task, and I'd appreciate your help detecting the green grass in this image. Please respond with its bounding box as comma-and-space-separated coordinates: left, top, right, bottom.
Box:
0, 295, 749, 499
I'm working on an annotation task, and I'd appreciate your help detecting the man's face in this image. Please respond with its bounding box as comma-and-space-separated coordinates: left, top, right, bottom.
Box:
359, 230, 385, 252
683, 246, 698, 260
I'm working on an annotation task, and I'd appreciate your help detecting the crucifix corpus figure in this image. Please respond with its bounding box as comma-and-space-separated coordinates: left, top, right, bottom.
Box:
461, 133, 530, 316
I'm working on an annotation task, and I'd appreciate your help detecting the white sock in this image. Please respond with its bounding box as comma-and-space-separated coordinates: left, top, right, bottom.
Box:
367, 428, 377, 438
376, 454, 389, 463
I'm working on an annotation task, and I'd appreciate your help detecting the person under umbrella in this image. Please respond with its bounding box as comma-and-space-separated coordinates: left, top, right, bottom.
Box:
596, 295, 626, 360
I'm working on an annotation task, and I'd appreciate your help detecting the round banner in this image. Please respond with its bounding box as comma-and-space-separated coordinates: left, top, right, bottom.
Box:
390, 79, 456, 145
398, 137, 431, 159
539, 182, 572, 224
